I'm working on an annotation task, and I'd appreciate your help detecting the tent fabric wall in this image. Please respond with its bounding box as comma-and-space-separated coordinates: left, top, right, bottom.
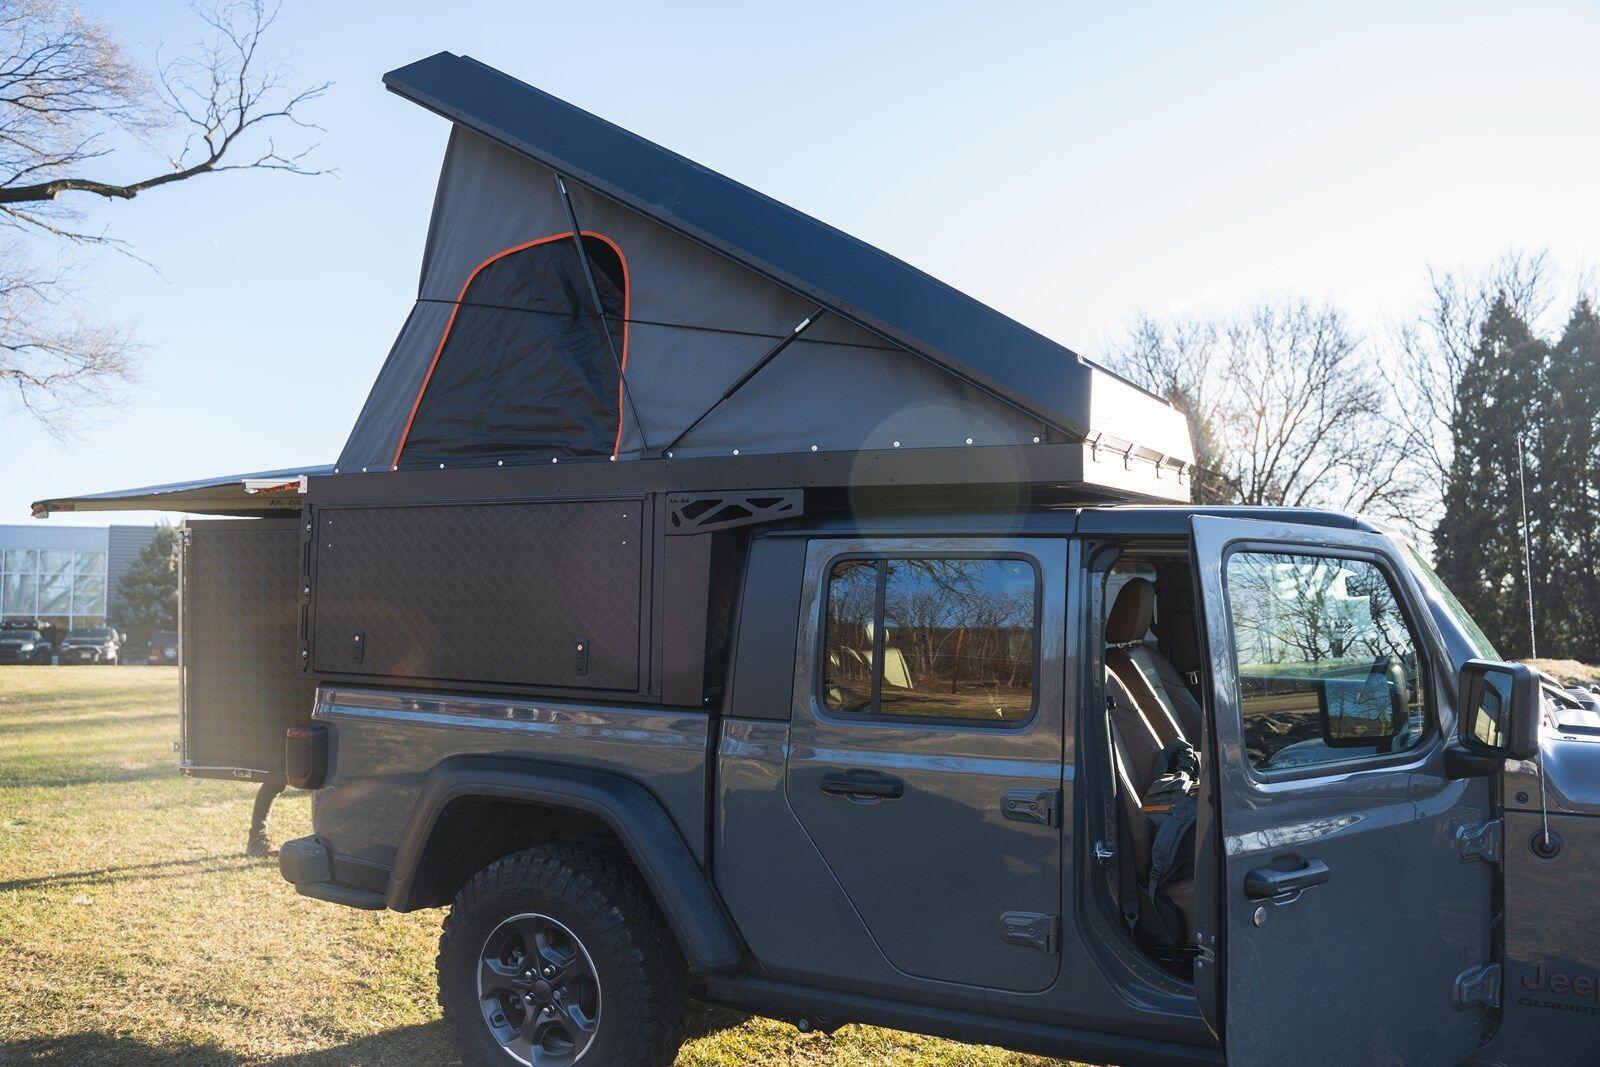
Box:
397, 233, 626, 468
337, 128, 1042, 473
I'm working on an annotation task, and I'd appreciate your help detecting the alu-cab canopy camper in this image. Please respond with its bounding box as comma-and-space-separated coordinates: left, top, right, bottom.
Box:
33, 52, 1194, 781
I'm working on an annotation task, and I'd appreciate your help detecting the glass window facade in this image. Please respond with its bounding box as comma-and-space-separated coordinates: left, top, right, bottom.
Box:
0, 546, 108, 631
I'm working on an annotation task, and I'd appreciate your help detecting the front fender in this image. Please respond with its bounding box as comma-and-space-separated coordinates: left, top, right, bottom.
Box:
386, 756, 743, 973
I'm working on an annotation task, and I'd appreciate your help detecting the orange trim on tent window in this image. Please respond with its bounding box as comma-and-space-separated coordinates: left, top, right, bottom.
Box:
390, 230, 631, 469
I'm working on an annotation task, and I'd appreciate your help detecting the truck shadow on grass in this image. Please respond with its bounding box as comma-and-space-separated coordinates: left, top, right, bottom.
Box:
2, 1001, 757, 1065
2, 1022, 464, 1066
0, 854, 258, 894
1, 764, 181, 789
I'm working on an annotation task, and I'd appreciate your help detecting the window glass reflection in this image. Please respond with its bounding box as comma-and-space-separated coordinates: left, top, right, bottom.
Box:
821, 556, 1038, 724
1226, 552, 1426, 771
823, 560, 878, 712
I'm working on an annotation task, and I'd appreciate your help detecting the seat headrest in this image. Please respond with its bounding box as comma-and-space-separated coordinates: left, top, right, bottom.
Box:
1107, 577, 1155, 644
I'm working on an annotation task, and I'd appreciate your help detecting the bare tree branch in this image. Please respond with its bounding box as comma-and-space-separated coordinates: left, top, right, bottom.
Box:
0, 0, 327, 435
0, 0, 327, 214
1110, 299, 1422, 524
0, 235, 139, 438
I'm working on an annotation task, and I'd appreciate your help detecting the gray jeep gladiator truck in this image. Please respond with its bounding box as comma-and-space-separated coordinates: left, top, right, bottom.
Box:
34, 53, 1597, 1067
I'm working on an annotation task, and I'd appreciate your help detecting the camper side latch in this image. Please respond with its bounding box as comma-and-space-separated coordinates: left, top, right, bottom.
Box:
1000, 912, 1058, 955
1454, 963, 1502, 1009
1457, 818, 1502, 865
574, 638, 589, 677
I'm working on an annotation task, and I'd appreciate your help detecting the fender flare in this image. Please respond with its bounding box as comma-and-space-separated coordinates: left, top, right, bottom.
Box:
386, 756, 743, 973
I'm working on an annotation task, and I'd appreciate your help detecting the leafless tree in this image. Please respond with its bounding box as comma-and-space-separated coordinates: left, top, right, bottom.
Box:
1382, 249, 1554, 519
1112, 314, 1234, 504
1111, 299, 1422, 523
0, 0, 328, 434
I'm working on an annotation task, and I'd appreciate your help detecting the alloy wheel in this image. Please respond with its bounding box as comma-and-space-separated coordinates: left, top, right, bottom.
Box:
476, 912, 601, 1065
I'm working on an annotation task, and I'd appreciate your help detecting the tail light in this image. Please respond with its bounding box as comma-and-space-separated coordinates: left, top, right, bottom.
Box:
285, 723, 329, 789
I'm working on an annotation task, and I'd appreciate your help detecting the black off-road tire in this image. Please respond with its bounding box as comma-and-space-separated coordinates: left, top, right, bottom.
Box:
438, 844, 688, 1067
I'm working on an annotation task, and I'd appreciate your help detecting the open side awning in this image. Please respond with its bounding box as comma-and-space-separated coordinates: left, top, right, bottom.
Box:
30, 466, 333, 519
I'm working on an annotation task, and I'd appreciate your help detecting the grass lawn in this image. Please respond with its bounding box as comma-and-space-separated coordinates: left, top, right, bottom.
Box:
0, 666, 1070, 1067
1531, 659, 1600, 686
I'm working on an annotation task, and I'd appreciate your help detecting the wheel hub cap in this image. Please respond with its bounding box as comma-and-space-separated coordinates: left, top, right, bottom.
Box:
476, 912, 600, 1066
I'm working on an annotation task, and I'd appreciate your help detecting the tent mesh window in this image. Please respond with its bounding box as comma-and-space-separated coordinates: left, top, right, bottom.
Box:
398, 234, 627, 469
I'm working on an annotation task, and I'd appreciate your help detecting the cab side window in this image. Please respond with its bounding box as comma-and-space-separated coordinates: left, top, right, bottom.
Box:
1224, 551, 1427, 771
822, 557, 1037, 723
823, 560, 877, 712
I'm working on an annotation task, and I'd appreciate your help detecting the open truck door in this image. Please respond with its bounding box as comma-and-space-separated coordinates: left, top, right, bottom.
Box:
1189, 516, 1496, 1065
180, 518, 314, 780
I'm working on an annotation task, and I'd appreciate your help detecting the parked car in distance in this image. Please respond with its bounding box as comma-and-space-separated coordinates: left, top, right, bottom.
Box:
148, 631, 179, 665
0, 628, 54, 665
57, 627, 121, 665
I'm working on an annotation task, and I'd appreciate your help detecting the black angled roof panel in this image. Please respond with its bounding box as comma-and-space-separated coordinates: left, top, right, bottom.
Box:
382, 52, 1117, 441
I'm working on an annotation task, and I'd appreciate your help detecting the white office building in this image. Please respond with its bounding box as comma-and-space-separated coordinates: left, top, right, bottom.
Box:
0, 524, 160, 632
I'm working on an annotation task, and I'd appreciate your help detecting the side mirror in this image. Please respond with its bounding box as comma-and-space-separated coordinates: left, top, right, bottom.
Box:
1319, 659, 1409, 748
1457, 659, 1541, 761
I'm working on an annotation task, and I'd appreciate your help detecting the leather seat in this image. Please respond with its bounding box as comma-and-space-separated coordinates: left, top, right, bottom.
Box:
1105, 578, 1203, 747
1104, 576, 1199, 947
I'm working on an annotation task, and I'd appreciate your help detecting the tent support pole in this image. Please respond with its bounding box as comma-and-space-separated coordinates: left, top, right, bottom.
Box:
661, 308, 828, 456
556, 174, 651, 456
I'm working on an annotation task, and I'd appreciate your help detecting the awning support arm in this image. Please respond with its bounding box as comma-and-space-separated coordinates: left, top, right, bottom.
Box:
556, 174, 650, 455
661, 307, 828, 456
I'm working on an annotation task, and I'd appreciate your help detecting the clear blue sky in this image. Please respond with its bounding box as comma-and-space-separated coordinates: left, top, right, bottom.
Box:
8, 0, 1599, 524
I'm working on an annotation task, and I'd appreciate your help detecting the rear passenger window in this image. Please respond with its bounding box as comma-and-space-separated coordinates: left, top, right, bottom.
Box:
822, 557, 1037, 723
1224, 551, 1427, 772
823, 560, 877, 712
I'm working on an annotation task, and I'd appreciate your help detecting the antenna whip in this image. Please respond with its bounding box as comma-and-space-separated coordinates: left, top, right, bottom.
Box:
1516, 436, 1537, 661
1516, 435, 1552, 848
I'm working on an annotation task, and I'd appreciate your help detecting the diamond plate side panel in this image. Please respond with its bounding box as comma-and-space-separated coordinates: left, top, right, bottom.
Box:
311, 501, 643, 691
183, 523, 315, 776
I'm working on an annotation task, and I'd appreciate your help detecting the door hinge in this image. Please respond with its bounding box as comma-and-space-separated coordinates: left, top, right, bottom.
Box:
1455, 963, 1502, 1009
1002, 788, 1060, 828
1456, 818, 1502, 865
1000, 911, 1059, 955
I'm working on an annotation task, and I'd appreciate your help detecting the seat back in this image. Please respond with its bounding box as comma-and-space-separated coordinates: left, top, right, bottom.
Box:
1104, 575, 1199, 945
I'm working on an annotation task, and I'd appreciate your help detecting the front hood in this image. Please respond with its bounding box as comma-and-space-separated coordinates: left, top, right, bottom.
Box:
1508, 719, 1600, 817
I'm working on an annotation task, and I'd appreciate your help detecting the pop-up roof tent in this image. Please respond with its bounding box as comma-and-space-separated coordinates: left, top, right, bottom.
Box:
33, 52, 1193, 519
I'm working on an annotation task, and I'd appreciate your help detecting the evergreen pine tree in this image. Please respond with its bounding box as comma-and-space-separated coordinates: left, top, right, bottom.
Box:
110, 523, 180, 648
1544, 300, 1600, 662
1433, 296, 1549, 656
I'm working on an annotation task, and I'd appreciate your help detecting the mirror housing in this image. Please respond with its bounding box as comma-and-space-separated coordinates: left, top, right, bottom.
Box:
1457, 659, 1541, 761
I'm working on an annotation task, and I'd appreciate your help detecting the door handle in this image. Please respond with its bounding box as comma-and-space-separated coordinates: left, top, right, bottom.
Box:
1244, 858, 1330, 900
820, 773, 904, 800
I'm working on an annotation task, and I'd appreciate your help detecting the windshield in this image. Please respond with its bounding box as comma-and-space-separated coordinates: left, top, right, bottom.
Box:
1, 631, 40, 641
1393, 540, 1500, 660
68, 628, 112, 639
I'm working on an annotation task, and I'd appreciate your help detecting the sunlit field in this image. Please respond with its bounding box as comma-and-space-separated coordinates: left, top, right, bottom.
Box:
0, 666, 1071, 1067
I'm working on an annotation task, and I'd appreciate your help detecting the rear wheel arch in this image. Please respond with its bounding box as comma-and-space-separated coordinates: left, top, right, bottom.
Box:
386, 757, 743, 974
403, 796, 619, 910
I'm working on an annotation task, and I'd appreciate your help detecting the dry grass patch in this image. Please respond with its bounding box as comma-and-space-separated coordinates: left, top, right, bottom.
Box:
0, 667, 1070, 1066
1529, 659, 1600, 686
